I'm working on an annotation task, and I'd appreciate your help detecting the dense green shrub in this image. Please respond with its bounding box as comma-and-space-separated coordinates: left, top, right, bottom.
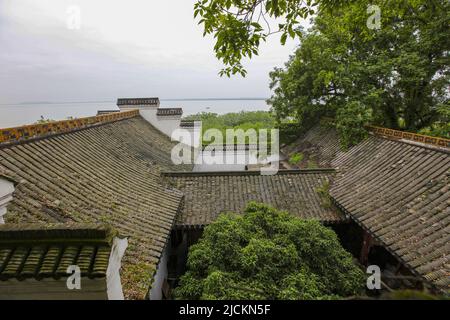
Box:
278, 122, 303, 145
174, 202, 365, 300
418, 104, 450, 139
183, 111, 277, 145
268, 0, 449, 139
288, 152, 304, 165
336, 101, 372, 149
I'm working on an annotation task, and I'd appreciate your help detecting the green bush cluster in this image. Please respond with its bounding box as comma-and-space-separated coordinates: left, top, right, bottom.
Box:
268, 0, 449, 143
174, 202, 365, 300
336, 101, 373, 149
288, 152, 304, 165
183, 111, 277, 145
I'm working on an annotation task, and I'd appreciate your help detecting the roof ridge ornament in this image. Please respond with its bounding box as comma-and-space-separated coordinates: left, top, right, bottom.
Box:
156, 107, 183, 116
321, 117, 449, 150
366, 125, 450, 150
117, 97, 160, 106
0, 109, 139, 147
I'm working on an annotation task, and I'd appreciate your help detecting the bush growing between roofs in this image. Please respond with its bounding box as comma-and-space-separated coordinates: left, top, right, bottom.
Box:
336, 101, 373, 150
288, 152, 304, 165
174, 202, 365, 300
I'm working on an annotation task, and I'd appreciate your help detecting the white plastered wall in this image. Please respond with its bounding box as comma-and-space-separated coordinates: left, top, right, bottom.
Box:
119, 106, 182, 140
0, 177, 15, 224
106, 237, 128, 300
149, 242, 170, 300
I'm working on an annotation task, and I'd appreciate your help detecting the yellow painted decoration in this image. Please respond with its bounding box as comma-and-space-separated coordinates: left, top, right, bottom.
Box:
321, 118, 449, 149
0, 109, 139, 145
367, 125, 450, 149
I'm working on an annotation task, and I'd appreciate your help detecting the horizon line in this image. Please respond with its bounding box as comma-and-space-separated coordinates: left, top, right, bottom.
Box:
0, 97, 269, 106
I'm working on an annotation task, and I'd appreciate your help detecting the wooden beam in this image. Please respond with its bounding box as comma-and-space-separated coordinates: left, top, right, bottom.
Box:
360, 230, 373, 266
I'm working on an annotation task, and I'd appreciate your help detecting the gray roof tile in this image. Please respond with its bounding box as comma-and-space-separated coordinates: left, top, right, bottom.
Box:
163, 170, 343, 226
0, 116, 191, 298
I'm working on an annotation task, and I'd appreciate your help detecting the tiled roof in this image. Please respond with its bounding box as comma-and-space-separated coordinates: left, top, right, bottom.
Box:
156, 108, 183, 116
97, 110, 120, 115
163, 169, 343, 227
282, 124, 450, 167
0, 116, 191, 299
285, 124, 450, 292
330, 136, 450, 292
367, 125, 450, 149
0, 224, 114, 281
0, 110, 139, 147
117, 98, 159, 106
281, 125, 342, 168
180, 120, 197, 128
203, 144, 259, 151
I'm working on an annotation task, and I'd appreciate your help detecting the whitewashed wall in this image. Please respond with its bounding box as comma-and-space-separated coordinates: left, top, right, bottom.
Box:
155, 115, 182, 137
0, 178, 15, 224
149, 242, 170, 300
194, 149, 258, 172
119, 106, 183, 141
106, 237, 128, 300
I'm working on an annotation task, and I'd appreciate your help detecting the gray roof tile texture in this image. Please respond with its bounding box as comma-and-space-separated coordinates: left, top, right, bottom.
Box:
116, 98, 159, 105
0, 116, 190, 298
156, 108, 183, 116
164, 170, 343, 226
330, 135, 450, 291
0, 224, 114, 280
286, 124, 450, 292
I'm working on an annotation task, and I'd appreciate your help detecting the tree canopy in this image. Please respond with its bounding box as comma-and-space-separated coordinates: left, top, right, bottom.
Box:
184, 110, 276, 131
183, 110, 277, 145
194, 0, 342, 76
268, 0, 449, 145
174, 202, 365, 300
194, 1, 449, 144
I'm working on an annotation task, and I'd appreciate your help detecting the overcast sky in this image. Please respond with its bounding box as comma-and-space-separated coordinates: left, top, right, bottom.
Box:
0, 0, 308, 104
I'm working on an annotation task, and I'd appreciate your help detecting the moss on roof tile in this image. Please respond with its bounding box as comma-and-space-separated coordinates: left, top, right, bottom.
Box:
0, 223, 115, 281
0, 117, 191, 298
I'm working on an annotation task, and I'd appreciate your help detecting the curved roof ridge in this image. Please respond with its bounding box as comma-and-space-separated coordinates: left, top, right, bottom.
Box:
0, 116, 190, 298
0, 110, 140, 148
156, 107, 183, 116
367, 125, 450, 151
319, 117, 449, 151
162, 168, 336, 177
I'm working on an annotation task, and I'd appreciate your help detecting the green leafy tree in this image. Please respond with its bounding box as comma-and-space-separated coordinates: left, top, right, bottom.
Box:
336, 101, 373, 149
184, 111, 277, 145
193, 0, 343, 76
418, 104, 450, 139
288, 152, 304, 165
174, 202, 365, 300
268, 32, 341, 127
268, 0, 449, 138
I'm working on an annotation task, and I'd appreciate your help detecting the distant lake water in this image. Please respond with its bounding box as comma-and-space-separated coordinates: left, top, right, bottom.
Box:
0, 99, 269, 128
